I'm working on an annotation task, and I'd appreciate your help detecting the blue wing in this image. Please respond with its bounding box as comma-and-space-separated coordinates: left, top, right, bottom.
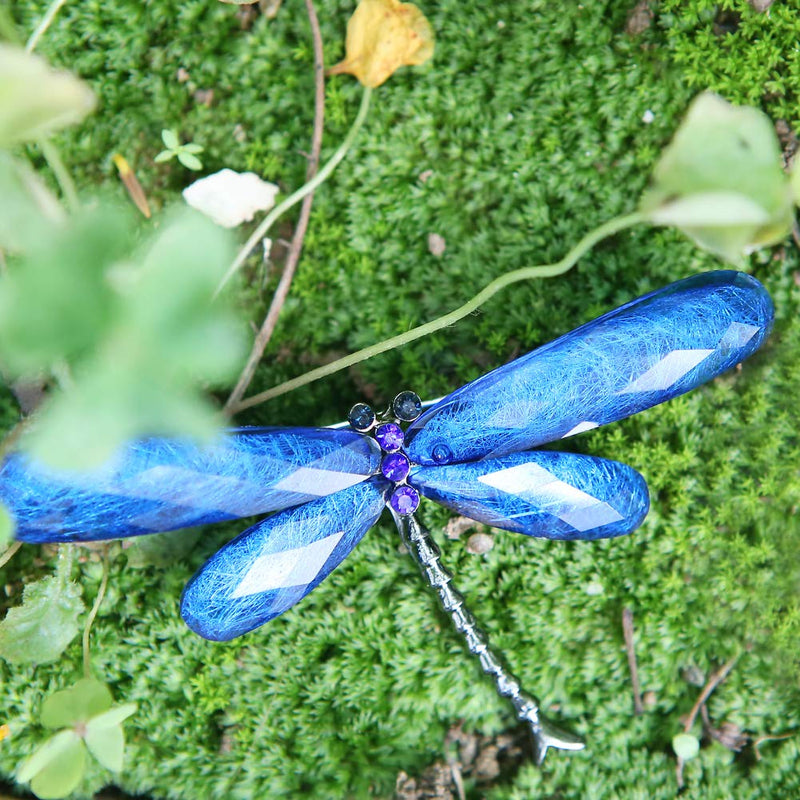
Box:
180, 477, 389, 640
406, 271, 773, 466
1, 428, 381, 543
411, 451, 648, 540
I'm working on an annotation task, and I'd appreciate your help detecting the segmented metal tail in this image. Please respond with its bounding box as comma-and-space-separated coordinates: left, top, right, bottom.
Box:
392, 511, 585, 764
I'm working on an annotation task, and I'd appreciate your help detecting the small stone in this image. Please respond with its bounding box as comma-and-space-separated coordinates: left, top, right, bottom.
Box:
348, 403, 375, 432
427, 233, 446, 257
177, 67, 190, 83
390, 485, 420, 515
233, 123, 247, 143
393, 390, 422, 422
466, 532, 493, 554
194, 88, 214, 108
375, 423, 404, 452
381, 453, 410, 482
419, 169, 434, 183
642, 109, 655, 124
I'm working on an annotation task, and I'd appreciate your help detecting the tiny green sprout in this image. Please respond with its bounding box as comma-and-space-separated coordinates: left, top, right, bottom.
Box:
672, 732, 701, 761
17, 679, 137, 799
154, 128, 204, 171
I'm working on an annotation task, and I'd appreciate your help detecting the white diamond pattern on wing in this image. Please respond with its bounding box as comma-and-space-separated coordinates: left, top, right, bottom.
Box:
477, 462, 624, 532
562, 421, 599, 438
718, 321, 760, 349
230, 530, 344, 598
272, 466, 368, 496
617, 349, 714, 395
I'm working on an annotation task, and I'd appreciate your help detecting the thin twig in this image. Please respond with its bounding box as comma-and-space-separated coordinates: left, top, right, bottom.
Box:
0, 541, 22, 571
224, 0, 325, 413
683, 655, 739, 734
229, 211, 646, 412
676, 654, 739, 789
25, 0, 68, 52
622, 608, 644, 715
753, 731, 795, 761
82, 546, 110, 679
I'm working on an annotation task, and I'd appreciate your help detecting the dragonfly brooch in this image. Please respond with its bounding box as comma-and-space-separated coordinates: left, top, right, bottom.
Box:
0, 270, 774, 763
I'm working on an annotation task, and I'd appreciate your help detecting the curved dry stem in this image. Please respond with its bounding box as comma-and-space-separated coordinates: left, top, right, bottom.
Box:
224, 0, 326, 412
0, 541, 22, 571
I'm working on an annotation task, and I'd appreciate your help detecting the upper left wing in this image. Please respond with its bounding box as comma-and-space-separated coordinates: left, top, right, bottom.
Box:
2, 427, 381, 543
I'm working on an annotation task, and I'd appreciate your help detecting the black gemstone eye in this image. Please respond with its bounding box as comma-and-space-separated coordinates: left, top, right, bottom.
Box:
348, 403, 375, 432
393, 391, 422, 422
431, 443, 452, 464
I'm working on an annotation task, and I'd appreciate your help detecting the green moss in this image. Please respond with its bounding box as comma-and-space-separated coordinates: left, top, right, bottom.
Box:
2, 0, 800, 797
660, 0, 800, 126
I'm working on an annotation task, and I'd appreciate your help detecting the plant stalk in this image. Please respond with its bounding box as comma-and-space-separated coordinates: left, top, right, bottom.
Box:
230, 210, 646, 411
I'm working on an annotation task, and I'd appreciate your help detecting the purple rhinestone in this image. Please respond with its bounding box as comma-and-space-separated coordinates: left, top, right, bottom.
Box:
381, 453, 410, 482
375, 422, 404, 453
389, 485, 420, 515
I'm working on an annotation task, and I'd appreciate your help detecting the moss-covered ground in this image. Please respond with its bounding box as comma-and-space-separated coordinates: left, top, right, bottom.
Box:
2, 0, 800, 797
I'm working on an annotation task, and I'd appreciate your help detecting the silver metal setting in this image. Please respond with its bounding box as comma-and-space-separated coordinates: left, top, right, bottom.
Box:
391, 509, 585, 764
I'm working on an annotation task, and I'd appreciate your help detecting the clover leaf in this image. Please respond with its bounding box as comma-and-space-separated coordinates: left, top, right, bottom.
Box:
17, 679, 137, 799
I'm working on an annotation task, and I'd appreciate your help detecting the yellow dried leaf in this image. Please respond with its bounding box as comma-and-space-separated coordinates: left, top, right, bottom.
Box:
328, 0, 434, 88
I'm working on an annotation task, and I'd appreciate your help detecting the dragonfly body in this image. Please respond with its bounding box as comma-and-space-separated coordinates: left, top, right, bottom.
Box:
0, 270, 774, 761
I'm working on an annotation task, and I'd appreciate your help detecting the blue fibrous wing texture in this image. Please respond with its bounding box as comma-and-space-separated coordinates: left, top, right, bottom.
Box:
1, 428, 381, 543
411, 451, 649, 540
180, 477, 389, 641
405, 271, 774, 466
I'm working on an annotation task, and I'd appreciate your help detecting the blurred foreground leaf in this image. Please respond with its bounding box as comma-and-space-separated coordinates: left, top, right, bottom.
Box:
0, 576, 84, 664
0, 206, 245, 468
0, 152, 65, 253
640, 92, 793, 263
0, 502, 13, 548
0, 44, 95, 148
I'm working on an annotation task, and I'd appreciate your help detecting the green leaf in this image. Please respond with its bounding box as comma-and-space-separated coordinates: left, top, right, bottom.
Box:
672, 732, 701, 761
0, 44, 95, 147
84, 722, 124, 772
29, 735, 86, 799
161, 128, 179, 150
648, 192, 770, 227
790, 158, 800, 207
0, 152, 65, 254
153, 150, 174, 163
126, 529, 200, 568
18, 209, 245, 468
86, 702, 137, 731
0, 576, 84, 665
181, 143, 204, 154
41, 680, 113, 728
0, 502, 13, 549
17, 729, 81, 783
640, 92, 793, 263
177, 152, 203, 171
0, 203, 133, 376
